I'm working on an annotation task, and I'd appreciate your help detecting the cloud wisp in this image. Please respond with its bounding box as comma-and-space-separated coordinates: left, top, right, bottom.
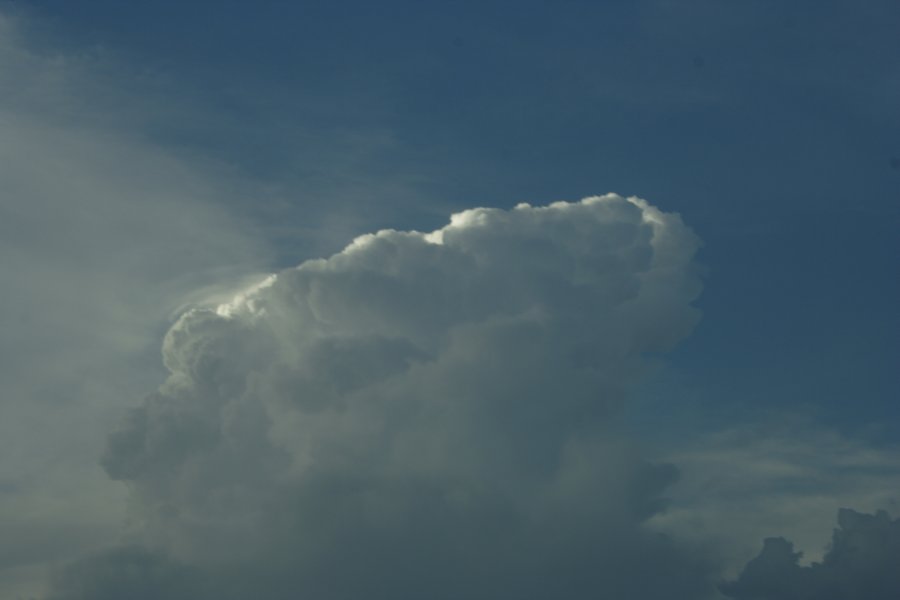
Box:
48, 195, 717, 599
648, 425, 900, 578
0, 12, 269, 598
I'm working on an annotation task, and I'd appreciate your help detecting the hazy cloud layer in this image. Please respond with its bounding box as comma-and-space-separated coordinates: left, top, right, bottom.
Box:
0, 13, 268, 598
48, 195, 717, 599
648, 425, 900, 577
721, 509, 900, 600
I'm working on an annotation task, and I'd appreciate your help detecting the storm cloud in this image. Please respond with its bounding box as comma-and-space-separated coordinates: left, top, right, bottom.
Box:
721, 509, 900, 600
48, 195, 717, 599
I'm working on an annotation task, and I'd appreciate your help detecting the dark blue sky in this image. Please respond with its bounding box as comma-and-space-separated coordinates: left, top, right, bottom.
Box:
9, 0, 898, 431
20, 0, 900, 436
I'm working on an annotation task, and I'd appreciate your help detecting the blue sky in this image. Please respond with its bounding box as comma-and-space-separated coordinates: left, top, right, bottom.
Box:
1, 1, 898, 598
22, 0, 898, 430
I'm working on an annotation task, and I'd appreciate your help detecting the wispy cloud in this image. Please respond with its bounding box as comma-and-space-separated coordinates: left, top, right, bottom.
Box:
0, 12, 269, 598
649, 424, 900, 578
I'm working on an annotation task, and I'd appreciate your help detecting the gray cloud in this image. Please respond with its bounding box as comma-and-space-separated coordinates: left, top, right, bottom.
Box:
721, 509, 900, 600
48, 195, 717, 599
48, 546, 202, 600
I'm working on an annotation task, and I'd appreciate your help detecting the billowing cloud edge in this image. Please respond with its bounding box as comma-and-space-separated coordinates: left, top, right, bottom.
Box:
46, 194, 721, 599
721, 508, 900, 600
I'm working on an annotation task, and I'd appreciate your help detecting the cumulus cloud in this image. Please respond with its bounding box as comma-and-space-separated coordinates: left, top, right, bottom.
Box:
721, 509, 900, 600
48, 195, 715, 599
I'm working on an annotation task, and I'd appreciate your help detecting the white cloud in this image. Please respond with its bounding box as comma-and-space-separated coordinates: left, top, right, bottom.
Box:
50, 194, 716, 599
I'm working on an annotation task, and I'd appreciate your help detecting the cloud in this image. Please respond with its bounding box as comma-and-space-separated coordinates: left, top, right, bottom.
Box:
647, 424, 900, 578
720, 508, 900, 600
0, 11, 269, 598
47, 195, 716, 599
47, 546, 202, 600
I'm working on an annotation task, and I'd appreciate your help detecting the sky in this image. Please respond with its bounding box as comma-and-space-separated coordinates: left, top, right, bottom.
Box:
0, 1, 898, 598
